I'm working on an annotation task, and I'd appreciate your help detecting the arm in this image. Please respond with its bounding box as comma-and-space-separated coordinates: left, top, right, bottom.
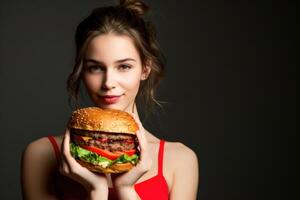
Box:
21, 137, 59, 200
21, 132, 109, 200
114, 187, 141, 200
169, 143, 199, 200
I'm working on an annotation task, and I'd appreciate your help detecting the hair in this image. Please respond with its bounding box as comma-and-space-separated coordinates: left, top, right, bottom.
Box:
66, 0, 166, 116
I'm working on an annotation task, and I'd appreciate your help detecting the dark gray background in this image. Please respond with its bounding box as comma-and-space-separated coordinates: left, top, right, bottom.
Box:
0, 0, 298, 199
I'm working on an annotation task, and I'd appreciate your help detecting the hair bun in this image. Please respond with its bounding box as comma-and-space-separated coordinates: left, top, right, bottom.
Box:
119, 0, 150, 17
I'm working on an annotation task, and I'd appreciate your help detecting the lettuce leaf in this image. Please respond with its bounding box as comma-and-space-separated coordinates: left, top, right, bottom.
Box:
112, 153, 139, 165
70, 143, 139, 168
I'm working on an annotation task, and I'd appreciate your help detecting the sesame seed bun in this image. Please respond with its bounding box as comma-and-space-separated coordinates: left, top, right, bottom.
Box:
68, 107, 139, 134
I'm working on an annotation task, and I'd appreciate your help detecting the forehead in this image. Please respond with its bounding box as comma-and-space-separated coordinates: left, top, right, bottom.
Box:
85, 33, 140, 62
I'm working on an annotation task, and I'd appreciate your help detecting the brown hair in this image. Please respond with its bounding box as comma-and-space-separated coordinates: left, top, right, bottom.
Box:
66, 0, 166, 115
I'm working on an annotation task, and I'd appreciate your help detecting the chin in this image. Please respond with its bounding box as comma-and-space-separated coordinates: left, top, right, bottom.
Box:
99, 104, 121, 110
94, 103, 123, 111
96, 103, 134, 113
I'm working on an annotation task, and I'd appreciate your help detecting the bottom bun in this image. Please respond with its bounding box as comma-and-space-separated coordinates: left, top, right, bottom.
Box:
76, 159, 135, 174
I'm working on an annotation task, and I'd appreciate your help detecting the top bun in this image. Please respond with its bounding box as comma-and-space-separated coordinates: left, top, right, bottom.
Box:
68, 107, 138, 135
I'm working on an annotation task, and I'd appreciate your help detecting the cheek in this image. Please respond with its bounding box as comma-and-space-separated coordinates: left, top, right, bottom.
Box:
121, 72, 142, 92
83, 74, 101, 92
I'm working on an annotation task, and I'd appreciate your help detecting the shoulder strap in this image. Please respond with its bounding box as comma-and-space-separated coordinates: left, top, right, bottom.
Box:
47, 135, 60, 164
158, 140, 165, 176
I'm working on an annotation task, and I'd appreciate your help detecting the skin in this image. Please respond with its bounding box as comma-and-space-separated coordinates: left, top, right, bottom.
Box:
21, 33, 199, 200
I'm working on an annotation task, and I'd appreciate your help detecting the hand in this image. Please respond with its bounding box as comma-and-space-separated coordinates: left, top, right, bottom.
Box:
59, 128, 109, 199
111, 113, 152, 190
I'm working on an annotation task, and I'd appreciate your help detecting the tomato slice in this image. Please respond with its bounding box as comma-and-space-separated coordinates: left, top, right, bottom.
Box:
115, 149, 136, 156
80, 145, 137, 160
80, 145, 119, 160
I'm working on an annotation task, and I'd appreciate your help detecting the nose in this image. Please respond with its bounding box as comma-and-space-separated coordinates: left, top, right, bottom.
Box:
101, 69, 116, 90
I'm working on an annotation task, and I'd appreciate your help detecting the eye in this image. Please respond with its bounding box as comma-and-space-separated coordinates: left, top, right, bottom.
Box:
87, 65, 104, 73
118, 64, 132, 71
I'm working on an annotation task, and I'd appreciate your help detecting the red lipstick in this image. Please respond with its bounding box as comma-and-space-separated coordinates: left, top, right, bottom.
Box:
99, 95, 122, 104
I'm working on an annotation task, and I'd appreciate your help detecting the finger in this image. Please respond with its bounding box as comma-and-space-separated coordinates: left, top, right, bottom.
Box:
61, 128, 78, 168
135, 129, 148, 163
112, 156, 150, 186
126, 113, 150, 167
62, 128, 70, 154
60, 129, 72, 171
128, 113, 148, 160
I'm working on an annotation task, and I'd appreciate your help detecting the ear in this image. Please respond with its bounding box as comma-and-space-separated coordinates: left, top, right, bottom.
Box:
141, 64, 151, 81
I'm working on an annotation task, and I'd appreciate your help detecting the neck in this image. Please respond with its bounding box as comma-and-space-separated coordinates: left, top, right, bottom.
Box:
125, 102, 140, 118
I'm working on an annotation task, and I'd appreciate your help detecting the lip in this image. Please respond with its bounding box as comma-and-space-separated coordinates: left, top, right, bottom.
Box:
99, 95, 123, 105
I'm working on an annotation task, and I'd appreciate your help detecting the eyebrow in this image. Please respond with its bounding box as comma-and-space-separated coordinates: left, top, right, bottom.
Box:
84, 58, 136, 64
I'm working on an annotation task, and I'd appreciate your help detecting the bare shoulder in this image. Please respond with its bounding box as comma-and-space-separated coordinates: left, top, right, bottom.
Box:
27, 136, 51, 147
164, 141, 199, 168
21, 136, 59, 199
23, 137, 55, 158
164, 141, 200, 199
22, 135, 63, 166
22, 136, 59, 174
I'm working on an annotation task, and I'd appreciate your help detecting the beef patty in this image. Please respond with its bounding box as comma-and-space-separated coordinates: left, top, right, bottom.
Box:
71, 129, 138, 152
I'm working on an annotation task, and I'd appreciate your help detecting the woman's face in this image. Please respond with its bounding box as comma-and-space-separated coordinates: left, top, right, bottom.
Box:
82, 33, 150, 112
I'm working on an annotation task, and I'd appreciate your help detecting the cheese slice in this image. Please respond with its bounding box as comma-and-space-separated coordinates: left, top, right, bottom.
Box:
81, 136, 93, 141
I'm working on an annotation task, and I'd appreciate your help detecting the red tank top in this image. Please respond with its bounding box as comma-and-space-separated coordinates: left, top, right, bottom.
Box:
47, 135, 169, 200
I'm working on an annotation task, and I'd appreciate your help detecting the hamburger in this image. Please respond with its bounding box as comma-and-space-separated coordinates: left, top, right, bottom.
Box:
68, 107, 140, 174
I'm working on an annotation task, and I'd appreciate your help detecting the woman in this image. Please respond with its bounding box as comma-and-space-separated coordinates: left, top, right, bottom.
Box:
21, 0, 199, 199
